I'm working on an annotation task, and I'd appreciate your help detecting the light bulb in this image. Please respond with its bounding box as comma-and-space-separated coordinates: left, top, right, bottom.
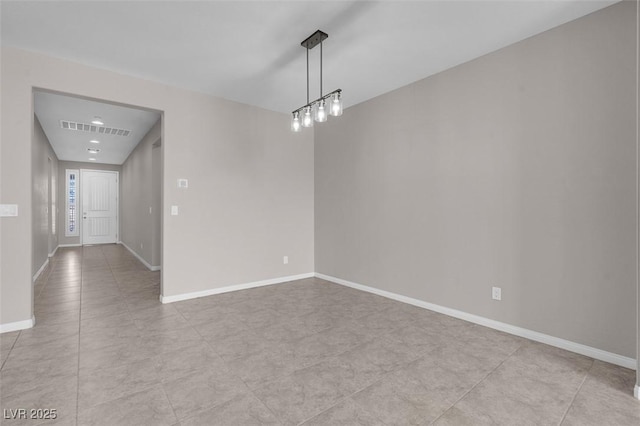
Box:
329, 92, 343, 117
291, 112, 302, 132
314, 100, 327, 122
91, 116, 104, 126
302, 106, 314, 127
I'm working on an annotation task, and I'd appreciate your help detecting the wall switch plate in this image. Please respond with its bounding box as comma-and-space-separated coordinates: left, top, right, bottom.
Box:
177, 179, 188, 189
283, 256, 289, 265
149, 206, 152, 214
171, 205, 179, 216
492, 286, 502, 301
0, 204, 18, 217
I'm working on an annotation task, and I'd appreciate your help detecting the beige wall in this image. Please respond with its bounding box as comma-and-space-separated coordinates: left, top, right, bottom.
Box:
32, 116, 58, 277
1, 45, 314, 326
121, 119, 161, 267
315, 2, 637, 358
57, 161, 122, 247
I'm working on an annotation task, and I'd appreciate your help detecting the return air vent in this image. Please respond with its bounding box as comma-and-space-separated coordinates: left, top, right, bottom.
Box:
60, 120, 131, 137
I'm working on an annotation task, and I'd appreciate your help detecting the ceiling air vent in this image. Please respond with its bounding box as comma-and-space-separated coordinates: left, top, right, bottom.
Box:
60, 120, 131, 137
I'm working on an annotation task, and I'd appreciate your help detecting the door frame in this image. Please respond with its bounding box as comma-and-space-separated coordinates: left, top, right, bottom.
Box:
30, 87, 165, 323
47, 156, 53, 255
80, 169, 119, 245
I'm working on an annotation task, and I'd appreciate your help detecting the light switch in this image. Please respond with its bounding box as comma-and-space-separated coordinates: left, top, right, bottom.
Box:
0, 204, 18, 217
171, 205, 179, 216
177, 179, 188, 189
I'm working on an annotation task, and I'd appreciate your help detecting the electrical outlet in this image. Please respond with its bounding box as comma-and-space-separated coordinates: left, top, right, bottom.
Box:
140, 243, 144, 250
492, 286, 502, 301
283, 256, 289, 265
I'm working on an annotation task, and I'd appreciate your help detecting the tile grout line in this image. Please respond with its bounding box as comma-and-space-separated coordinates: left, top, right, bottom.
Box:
296, 338, 434, 426
177, 307, 278, 424
174, 299, 378, 424
32, 246, 82, 422
74, 246, 177, 421
296, 380, 392, 426
114, 248, 184, 425
157, 383, 181, 425
556, 359, 594, 426
75, 245, 85, 424
296, 328, 483, 426
157, 312, 196, 423
104, 246, 137, 326
174, 292, 300, 423
0, 330, 22, 371
208, 300, 399, 424
428, 341, 526, 425
103, 246, 181, 423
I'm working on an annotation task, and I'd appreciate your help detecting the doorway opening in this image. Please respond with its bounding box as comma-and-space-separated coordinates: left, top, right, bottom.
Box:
32, 88, 164, 321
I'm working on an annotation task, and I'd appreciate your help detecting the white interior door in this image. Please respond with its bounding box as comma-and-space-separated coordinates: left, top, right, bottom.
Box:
82, 170, 118, 245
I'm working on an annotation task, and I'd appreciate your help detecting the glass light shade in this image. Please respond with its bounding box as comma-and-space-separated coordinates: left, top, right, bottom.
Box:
291, 112, 302, 132
302, 106, 314, 127
329, 92, 343, 116
314, 100, 327, 122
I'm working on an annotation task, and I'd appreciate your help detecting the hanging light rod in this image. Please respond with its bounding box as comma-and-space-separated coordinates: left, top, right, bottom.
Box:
291, 29, 343, 132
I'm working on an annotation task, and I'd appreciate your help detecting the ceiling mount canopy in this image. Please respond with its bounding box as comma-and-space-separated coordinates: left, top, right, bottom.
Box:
291, 29, 342, 132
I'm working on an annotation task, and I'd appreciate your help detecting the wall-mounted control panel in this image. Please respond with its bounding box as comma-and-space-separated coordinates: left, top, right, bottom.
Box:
0, 204, 18, 217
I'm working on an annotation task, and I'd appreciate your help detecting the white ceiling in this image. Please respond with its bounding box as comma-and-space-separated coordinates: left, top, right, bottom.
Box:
3, 1, 617, 114
35, 91, 160, 165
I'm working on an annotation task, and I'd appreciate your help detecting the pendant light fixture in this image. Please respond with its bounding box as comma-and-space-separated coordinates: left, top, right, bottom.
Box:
291, 30, 342, 132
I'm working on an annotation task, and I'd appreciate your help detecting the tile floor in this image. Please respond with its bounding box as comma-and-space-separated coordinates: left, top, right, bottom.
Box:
0, 244, 638, 425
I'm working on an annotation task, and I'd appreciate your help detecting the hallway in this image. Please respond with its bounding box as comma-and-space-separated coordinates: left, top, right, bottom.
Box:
1, 244, 163, 423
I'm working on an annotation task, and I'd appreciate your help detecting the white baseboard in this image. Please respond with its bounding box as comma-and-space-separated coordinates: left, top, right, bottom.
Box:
0, 315, 35, 333
118, 242, 160, 272
32, 258, 49, 283
160, 272, 315, 304
48, 245, 59, 258
315, 273, 637, 371
635, 385, 640, 400
58, 243, 81, 248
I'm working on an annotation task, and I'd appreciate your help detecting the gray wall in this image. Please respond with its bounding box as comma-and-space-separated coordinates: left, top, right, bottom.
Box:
1, 44, 314, 326
151, 141, 162, 267
637, 0, 640, 393
121, 119, 161, 267
57, 161, 122, 246
315, 1, 637, 358
32, 116, 58, 277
